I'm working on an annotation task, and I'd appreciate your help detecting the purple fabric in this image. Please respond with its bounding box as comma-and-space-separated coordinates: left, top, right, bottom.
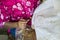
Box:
0, 0, 40, 27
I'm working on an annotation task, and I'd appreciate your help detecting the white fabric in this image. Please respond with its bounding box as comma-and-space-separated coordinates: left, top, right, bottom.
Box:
53, 0, 60, 10
32, 0, 60, 40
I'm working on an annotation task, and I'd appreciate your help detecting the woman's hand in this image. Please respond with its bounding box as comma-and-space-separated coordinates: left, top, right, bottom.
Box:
4, 22, 18, 28
4, 19, 29, 29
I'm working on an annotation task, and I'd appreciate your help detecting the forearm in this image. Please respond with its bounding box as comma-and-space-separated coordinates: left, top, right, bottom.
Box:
4, 22, 18, 28
4, 20, 27, 29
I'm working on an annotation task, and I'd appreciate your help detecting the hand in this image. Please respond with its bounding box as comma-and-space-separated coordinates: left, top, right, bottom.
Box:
4, 22, 18, 28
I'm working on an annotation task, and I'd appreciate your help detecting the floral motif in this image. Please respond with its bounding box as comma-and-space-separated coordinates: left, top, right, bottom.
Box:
0, 0, 40, 27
